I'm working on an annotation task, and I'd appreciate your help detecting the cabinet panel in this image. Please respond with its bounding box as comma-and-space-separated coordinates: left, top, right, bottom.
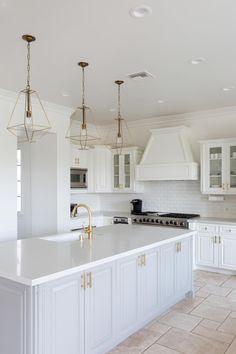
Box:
85, 263, 115, 354
117, 255, 139, 336
159, 243, 175, 307
175, 239, 192, 294
196, 233, 217, 267
219, 235, 236, 270
40, 276, 83, 354
139, 250, 159, 320
94, 147, 111, 193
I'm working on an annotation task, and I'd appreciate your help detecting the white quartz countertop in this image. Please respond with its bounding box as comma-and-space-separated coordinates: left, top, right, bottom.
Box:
189, 217, 236, 225
0, 225, 194, 286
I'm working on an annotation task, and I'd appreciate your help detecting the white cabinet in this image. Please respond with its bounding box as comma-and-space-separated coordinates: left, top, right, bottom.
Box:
39, 262, 116, 354
84, 263, 116, 354
117, 249, 159, 340
159, 238, 192, 308
38, 274, 84, 354
192, 222, 236, 271
112, 147, 143, 193
196, 232, 218, 267
200, 139, 236, 194
219, 234, 236, 270
93, 146, 111, 193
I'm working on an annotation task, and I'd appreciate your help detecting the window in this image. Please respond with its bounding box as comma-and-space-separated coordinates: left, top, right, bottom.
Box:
17, 149, 22, 212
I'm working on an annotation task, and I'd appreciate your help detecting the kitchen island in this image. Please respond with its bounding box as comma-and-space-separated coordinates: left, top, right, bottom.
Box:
0, 224, 195, 354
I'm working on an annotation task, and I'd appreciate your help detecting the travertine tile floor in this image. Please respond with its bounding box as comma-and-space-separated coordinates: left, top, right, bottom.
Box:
109, 270, 236, 354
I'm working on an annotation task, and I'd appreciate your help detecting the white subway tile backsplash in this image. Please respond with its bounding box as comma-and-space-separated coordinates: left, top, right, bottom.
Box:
99, 181, 236, 218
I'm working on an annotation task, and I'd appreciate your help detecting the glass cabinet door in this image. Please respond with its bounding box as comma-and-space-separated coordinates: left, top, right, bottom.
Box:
208, 146, 223, 190
229, 145, 236, 190
113, 154, 120, 189
124, 154, 131, 189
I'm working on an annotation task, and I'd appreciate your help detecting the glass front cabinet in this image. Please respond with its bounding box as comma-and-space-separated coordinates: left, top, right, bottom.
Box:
200, 139, 236, 194
111, 147, 143, 192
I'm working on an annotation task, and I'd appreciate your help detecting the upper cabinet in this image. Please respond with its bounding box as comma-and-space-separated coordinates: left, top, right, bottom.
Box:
70, 145, 143, 194
200, 138, 236, 194
111, 147, 143, 193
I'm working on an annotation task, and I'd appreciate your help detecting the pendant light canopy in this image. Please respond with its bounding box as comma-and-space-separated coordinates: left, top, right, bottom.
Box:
106, 80, 132, 155
66, 62, 100, 150
7, 35, 51, 143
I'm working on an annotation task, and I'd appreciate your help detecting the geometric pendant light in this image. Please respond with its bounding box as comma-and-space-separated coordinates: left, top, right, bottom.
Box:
105, 80, 132, 155
7, 35, 51, 143
65, 62, 100, 150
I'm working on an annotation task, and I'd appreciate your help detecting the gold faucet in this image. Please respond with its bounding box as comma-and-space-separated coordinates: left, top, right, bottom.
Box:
72, 204, 93, 240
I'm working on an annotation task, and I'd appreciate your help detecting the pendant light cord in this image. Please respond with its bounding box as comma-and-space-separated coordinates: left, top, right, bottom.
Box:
117, 82, 121, 138
26, 42, 31, 90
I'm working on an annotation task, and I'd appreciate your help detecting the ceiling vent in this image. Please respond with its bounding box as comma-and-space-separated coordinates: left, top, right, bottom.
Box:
127, 71, 155, 80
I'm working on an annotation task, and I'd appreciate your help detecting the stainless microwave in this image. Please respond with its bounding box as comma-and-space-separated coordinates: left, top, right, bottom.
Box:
70, 168, 88, 189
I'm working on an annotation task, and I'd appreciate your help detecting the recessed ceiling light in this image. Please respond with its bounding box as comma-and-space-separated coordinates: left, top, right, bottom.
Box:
222, 86, 235, 92
189, 57, 206, 65
61, 92, 70, 97
157, 100, 164, 104
109, 108, 116, 112
129, 5, 152, 18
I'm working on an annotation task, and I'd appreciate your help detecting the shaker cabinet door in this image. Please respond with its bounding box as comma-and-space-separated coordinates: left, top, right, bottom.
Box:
38, 275, 84, 354
139, 249, 159, 321
117, 254, 139, 339
84, 262, 116, 354
219, 234, 236, 270
196, 232, 218, 267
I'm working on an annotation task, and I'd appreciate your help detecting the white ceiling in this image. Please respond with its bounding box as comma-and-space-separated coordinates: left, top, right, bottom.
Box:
1, 0, 236, 124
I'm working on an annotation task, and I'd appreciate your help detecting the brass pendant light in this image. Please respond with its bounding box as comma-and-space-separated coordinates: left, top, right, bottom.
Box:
65, 62, 100, 150
7, 35, 51, 143
106, 80, 132, 155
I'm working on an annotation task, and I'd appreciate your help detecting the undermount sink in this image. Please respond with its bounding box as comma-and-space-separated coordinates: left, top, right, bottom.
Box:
40, 233, 82, 243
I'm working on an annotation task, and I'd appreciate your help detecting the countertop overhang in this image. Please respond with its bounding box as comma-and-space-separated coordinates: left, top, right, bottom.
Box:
0, 225, 195, 286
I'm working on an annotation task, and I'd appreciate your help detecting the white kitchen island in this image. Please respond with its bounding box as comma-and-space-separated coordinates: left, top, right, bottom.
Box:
0, 224, 195, 354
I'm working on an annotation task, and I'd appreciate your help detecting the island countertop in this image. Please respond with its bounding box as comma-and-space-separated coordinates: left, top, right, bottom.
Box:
0, 225, 195, 286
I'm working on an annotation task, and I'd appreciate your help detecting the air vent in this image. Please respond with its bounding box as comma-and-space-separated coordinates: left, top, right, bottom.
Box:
127, 71, 155, 80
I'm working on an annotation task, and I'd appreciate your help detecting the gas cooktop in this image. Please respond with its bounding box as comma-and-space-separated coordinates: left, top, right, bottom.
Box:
131, 211, 199, 228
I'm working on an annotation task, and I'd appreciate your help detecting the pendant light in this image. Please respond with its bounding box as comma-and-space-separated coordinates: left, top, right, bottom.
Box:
65, 62, 100, 149
7, 35, 51, 143
106, 80, 132, 155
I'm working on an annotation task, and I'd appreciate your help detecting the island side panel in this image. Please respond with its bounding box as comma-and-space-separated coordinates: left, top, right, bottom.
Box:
0, 277, 34, 354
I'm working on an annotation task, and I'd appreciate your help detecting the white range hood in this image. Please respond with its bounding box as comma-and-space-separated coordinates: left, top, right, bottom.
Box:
136, 126, 199, 181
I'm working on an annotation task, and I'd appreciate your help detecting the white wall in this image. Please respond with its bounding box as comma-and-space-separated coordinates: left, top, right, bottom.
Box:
0, 94, 17, 241
0, 89, 72, 241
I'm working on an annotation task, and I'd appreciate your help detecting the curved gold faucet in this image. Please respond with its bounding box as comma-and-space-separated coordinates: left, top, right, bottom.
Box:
72, 204, 93, 240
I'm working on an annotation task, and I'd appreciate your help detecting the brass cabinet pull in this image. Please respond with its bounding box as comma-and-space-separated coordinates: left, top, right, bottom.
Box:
137, 255, 142, 267
176, 242, 181, 253
81, 274, 86, 289
214, 236, 217, 244
218, 236, 221, 244
142, 254, 146, 266
87, 272, 92, 288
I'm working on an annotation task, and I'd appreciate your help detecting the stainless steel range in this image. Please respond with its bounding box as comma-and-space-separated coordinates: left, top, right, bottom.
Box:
131, 212, 199, 229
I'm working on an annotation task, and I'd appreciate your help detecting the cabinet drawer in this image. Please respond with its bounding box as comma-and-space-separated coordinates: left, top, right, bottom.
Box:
220, 225, 236, 234
197, 223, 218, 233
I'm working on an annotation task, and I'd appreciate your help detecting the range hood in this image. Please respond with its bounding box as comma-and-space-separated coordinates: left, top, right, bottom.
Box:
136, 126, 199, 181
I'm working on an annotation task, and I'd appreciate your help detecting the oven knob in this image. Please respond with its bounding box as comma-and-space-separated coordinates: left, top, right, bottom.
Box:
174, 221, 177, 226
133, 218, 137, 222
143, 218, 146, 222
160, 220, 163, 224
166, 221, 169, 225
146, 218, 149, 222
180, 222, 184, 227
170, 220, 173, 224
151, 219, 155, 223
